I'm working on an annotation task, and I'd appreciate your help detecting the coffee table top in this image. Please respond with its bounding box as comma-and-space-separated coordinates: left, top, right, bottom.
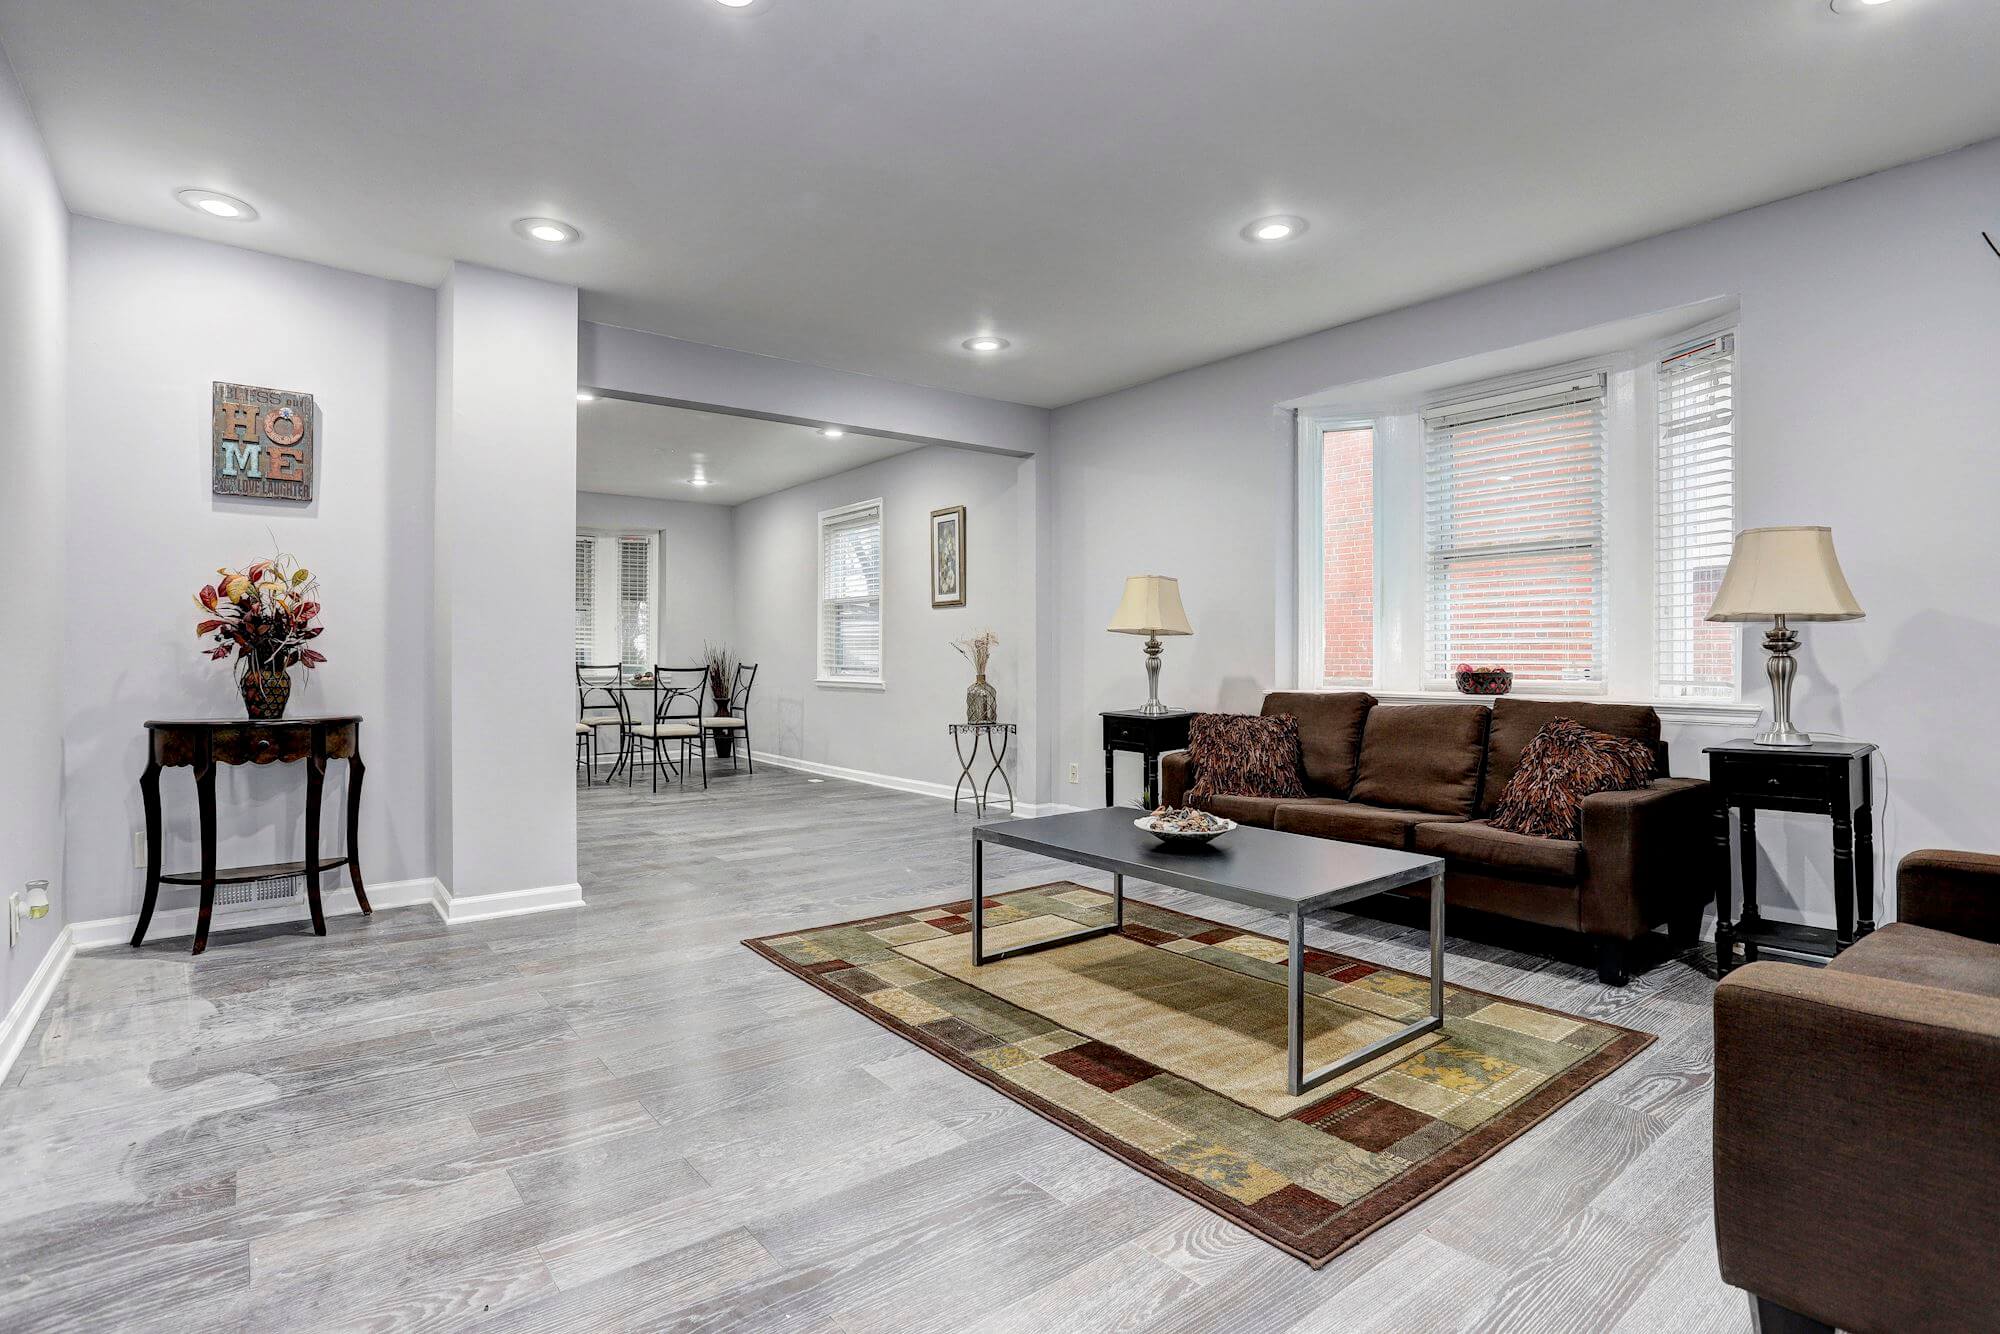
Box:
975, 807, 1442, 917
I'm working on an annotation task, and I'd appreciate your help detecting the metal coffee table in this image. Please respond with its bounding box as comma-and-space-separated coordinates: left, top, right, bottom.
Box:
972, 808, 1446, 1097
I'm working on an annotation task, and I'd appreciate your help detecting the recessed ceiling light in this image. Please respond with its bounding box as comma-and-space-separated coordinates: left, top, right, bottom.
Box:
962, 335, 1011, 354
1242, 215, 1307, 244
513, 216, 580, 244
819, 427, 846, 438
576, 391, 597, 403
714, 0, 758, 6
1829, 0, 1895, 10
176, 188, 258, 221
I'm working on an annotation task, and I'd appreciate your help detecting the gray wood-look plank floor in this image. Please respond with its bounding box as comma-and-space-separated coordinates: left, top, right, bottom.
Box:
0, 765, 1750, 1333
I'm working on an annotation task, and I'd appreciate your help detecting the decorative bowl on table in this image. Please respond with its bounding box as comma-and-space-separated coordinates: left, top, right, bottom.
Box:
1134, 807, 1237, 846
1453, 663, 1514, 696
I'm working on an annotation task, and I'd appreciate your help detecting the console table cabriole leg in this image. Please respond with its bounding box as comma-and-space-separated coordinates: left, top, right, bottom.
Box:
304, 730, 328, 937
133, 758, 164, 948
193, 745, 218, 957
347, 751, 370, 913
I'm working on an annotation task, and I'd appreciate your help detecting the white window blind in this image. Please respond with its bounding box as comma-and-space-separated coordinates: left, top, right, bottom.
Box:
616, 534, 656, 672
1655, 331, 1738, 699
573, 536, 597, 665
1423, 374, 1606, 687
819, 500, 883, 682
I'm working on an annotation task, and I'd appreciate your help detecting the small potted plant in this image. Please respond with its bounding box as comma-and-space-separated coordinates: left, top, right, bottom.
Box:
954, 629, 999, 723
194, 552, 325, 718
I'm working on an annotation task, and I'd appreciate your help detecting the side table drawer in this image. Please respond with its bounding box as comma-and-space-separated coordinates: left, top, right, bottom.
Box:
1709, 754, 1844, 811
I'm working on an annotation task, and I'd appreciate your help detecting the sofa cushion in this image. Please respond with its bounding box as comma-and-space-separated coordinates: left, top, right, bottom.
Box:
1348, 704, 1491, 816
1184, 713, 1307, 805
1481, 698, 1663, 814
1259, 691, 1375, 796
1198, 794, 1299, 829
1488, 718, 1655, 841
1273, 800, 1465, 851
1413, 819, 1582, 882
1826, 922, 2000, 1001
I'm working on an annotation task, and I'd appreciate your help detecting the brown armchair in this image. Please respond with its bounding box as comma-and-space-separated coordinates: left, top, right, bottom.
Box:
1713, 850, 2000, 1333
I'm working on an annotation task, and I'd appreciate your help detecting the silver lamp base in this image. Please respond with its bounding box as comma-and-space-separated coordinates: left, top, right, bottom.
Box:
1135, 635, 1172, 715
1752, 617, 1812, 747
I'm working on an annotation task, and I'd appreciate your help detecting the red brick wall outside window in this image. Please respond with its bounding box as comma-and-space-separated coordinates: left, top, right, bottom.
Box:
1319, 427, 1374, 685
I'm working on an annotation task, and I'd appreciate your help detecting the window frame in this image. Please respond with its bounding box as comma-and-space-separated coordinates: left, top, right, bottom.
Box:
816, 497, 886, 689
573, 527, 660, 672
1420, 369, 1610, 694
1652, 321, 1742, 702
1294, 414, 1382, 691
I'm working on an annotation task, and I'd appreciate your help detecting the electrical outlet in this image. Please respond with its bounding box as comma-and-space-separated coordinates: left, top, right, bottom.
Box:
133, 830, 147, 869
1068, 763, 1079, 784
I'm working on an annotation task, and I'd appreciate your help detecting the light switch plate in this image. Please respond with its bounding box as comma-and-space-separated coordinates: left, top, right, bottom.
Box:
133, 830, 147, 869
1068, 763, 1079, 784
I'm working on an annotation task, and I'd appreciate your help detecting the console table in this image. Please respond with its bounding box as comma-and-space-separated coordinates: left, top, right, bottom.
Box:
1703, 737, 1875, 977
1102, 709, 1194, 809
135, 716, 369, 955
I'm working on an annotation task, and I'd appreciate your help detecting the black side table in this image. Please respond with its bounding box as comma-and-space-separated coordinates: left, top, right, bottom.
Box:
1703, 737, 1876, 977
1102, 709, 1195, 809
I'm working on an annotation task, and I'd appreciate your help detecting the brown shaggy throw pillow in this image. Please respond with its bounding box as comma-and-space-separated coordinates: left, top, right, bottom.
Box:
1489, 717, 1655, 840
1184, 713, 1307, 805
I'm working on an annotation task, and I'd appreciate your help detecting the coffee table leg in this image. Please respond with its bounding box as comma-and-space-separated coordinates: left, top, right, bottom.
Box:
1287, 910, 1306, 1097
971, 835, 985, 963
1286, 868, 1448, 1098
1113, 872, 1124, 930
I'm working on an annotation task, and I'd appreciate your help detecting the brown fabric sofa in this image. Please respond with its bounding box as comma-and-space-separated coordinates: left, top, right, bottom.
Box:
1713, 850, 2000, 1334
1159, 692, 1713, 984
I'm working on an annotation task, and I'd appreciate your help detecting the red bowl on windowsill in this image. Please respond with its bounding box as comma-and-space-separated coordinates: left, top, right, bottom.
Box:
1454, 666, 1514, 696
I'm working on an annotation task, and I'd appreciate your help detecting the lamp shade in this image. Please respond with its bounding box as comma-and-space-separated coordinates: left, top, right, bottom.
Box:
1107, 575, 1192, 636
1705, 526, 1864, 623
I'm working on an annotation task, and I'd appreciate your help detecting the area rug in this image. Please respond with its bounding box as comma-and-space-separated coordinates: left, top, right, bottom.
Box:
744, 884, 1652, 1267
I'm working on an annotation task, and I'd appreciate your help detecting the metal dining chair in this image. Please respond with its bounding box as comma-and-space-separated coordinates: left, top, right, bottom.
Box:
576, 663, 632, 783
702, 662, 757, 773
630, 665, 708, 791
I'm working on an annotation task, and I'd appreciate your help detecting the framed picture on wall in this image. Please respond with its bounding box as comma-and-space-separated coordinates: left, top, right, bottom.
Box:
930, 506, 966, 607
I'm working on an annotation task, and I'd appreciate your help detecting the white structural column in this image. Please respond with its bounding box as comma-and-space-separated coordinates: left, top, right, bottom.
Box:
433, 263, 582, 920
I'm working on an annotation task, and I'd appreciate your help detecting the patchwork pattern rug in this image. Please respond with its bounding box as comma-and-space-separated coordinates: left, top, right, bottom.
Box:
745, 884, 1652, 1266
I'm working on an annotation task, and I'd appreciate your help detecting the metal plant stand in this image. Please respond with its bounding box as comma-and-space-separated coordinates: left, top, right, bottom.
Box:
949, 722, 1016, 816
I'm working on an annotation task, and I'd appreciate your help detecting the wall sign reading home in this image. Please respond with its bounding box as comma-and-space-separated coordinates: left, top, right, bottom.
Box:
212, 382, 315, 501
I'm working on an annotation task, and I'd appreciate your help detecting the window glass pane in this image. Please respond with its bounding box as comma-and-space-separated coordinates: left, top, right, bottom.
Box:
819, 503, 883, 679
573, 536, 596, 665
1318, 426, 1375, 685
616, 535, 653, 672
1656, 333, 1738, 699
1424, 381, 1605, 685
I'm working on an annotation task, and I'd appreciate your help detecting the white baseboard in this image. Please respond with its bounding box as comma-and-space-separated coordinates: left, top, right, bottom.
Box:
0, 925, 78, 1085
69, 877, 443, 951
431, 880, 585, 924
753, 750, 1057, 817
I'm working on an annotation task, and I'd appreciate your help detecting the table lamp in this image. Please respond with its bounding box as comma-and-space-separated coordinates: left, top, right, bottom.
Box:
1108, 575, 1193, 716
1705, 526, 1863, 747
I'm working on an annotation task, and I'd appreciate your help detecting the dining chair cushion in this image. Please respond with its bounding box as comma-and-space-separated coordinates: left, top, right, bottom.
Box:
632, 722, 700, 739
701, 717, 747, 729
575, 723, 593, 735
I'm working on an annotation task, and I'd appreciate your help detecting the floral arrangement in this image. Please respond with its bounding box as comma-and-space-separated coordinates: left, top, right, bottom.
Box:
953, 629, 999, 677
195, 552, 325, 679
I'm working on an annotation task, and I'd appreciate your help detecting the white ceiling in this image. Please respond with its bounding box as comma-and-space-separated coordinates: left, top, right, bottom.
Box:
4, 1, 1997, 407
577, 398, 919, 505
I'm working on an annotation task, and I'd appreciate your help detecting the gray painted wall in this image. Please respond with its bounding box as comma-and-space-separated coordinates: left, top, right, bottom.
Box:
1049, 135, 2000, 925
731, 445, 1040, 801
575, 491, 736, 670
0, 49, 69, 1016
62, 218, 438, 924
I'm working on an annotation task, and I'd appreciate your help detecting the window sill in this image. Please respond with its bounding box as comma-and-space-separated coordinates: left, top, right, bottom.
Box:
1366, 689, 1761, 726
816, 677, 886, 691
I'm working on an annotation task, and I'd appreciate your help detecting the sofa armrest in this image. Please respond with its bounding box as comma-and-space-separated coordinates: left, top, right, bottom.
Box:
1575, 777, 1712, 939
1159, 749, 1192, 809
1898, 848, 2000, 943
1713, 961, 2000, 1332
